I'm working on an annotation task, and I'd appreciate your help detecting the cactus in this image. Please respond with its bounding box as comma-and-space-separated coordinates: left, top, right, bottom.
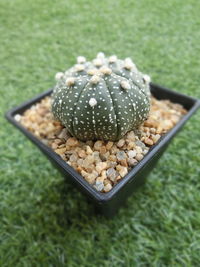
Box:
52, 53, 151, 141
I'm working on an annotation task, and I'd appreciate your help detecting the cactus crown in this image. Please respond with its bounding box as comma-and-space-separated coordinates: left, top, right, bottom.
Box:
52, 53, 151, 141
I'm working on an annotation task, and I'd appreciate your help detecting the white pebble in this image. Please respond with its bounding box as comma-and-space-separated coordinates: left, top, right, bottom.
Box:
127, 150, 136, 158
94, 181, 104, 191
14, 114, 21, 122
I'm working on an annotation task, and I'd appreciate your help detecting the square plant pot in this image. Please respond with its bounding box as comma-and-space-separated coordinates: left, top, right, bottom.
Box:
5, 83, 200, 217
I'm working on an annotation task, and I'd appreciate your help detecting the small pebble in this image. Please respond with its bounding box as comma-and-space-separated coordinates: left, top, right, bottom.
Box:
55, 147, 66, 155
135, 146, 143, 154
96, 162, 107, 173
100, 146, 107, 154
144, 137, 154, 146
78, 149, 87, 158
94, 181, 104, 191
110, 145, 119, 154
94, 140, 103, 151
106, 168, 118, 182
92, 151, 101, 162
126, 141, 135, 150
84, 173, 97, 184
128, 158, 138, 167
116, 151, 127, 161
107, 161, 117, 168
86, 145, 93, 154
135, 153, 144, 161
104, 183, 112, 192
57, 128, 69, 140
143, 149, 149, 155
116, 165, 128, 177
106, 141, 114, 150
127, 150, 136, 158
69, 153, 78, 162
84, 155, 95, 165
135, 140, 146, 149
14, 114, 21, 122
152, 134, 161, 143
100, 151, 110, 161
117, 139, 125, 148
66, 137, 79, 146
126, 131, 135, 141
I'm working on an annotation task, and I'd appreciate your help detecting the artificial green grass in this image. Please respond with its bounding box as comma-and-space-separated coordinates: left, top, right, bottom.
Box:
1, 0, 200, 266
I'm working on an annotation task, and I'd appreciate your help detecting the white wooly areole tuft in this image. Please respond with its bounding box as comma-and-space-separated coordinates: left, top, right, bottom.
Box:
90, 75, 100, 84
75, 64, 85, 72
77, 56, 86, 64
100, 66, 112, 75
124, 57, 133, 65
66, 77, 76, 86
87, 68, 99, 76
93, 58, 103, 67
120, 80, 131, 90
108, 55, 117, 63
89, 98, 97, 107
124, 58, 137, 71
55, 72, 64, 81
143, 74, 151, 83
97, 52, 105, 59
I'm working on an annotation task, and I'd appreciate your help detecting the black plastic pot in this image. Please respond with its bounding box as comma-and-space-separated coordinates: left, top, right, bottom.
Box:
5, 83, 200, 217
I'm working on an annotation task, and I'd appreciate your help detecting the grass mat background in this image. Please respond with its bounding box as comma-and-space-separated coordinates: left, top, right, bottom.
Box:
0, 0, 200, 266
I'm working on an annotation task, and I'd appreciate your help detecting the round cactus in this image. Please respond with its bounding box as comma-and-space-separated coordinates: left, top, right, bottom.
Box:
52, 53, 151, 141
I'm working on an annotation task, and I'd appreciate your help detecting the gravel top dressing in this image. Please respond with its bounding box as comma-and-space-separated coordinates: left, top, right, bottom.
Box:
15, 95, 187, 193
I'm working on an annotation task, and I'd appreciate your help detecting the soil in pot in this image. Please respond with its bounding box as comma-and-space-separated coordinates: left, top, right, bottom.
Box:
14, 95, 187, 193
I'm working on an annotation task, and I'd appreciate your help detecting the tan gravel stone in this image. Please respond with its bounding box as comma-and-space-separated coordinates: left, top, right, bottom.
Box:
84, 155, 95, 166
66, 137, 79, 146
127, 158, 138, 167
106, 141, 114, 150
104, 183, 112, 192
78, 149, 87, 158
55, 147, 66, 155
126, 131, 135, 141
135, 153, 144, 161
152, 134, 161, 144
94, 140, 103, 151
126, 141, 135, 150
116, 165, 128, 177
96, 162, 107, 173
117, 139, 125, 148
135, 146, 143, 154
86, 145, 93, 155
110, 145, 119, 154
144, 137, 154, 146
99, 146, 107, 154
108, 155, 117, 162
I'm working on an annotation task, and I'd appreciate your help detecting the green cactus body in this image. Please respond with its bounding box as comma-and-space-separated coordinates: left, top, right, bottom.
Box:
52, 53, 151, 141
